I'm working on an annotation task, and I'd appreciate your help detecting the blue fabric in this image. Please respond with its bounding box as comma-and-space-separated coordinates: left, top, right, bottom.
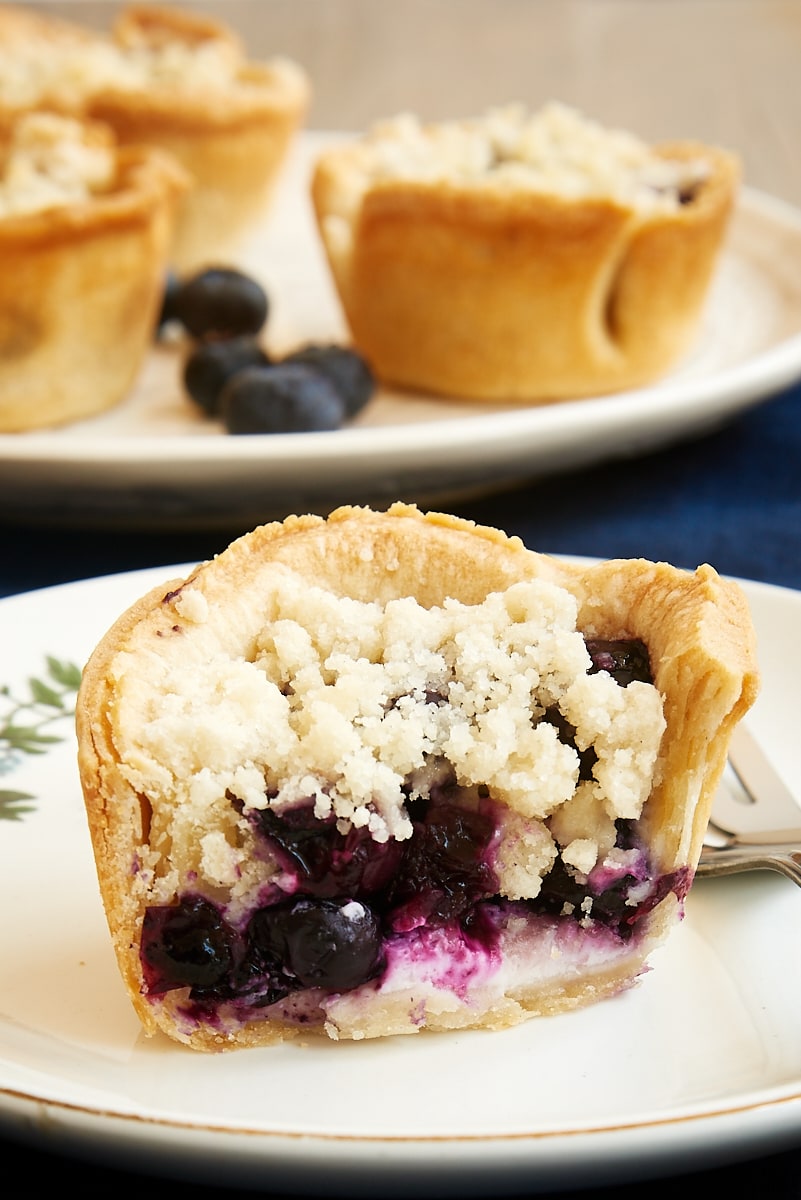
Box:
453, 383, 801, 590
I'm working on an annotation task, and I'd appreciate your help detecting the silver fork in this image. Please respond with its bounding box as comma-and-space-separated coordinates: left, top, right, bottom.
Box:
697, 723, 801, 887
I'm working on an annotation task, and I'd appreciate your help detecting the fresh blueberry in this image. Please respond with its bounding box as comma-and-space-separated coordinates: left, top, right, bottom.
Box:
220, 364, 346, 434
282, 344, 375, 418
183, 337, 270, 416
172, 267, 269, 339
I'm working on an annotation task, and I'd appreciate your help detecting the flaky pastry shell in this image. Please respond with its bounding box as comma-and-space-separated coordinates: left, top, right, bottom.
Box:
76, 504, 758, 1051
312, 133, 739, 402
87, 5, 311, 269
0, 131, 187, 432
0, 3, 311, 269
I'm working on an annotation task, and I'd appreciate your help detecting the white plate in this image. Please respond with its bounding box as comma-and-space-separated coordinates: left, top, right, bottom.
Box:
3, 134, 801, 529
1, 563, 800, 1196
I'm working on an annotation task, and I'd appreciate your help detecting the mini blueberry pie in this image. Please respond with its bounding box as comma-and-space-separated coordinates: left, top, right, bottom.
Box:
0, 111, 186, 431
311, 104, 740, 402
76, 504, 758, 1049
0, 3, 311, 269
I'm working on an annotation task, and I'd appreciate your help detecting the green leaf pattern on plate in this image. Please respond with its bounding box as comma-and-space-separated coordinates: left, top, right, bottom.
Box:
0, 656, 82, 819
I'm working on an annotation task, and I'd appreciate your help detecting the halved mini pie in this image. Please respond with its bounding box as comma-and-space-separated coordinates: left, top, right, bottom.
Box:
76, 504, 758, 1049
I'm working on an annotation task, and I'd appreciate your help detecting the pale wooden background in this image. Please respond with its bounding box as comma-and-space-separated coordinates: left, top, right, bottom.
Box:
26, 0, 801, 208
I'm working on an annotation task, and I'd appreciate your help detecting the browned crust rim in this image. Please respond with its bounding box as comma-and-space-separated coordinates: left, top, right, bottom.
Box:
0, 142, 190, 249
0, 3, 311, 135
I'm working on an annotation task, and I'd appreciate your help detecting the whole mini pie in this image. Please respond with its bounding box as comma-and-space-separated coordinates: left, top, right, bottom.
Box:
311, 104, 740, 402
76, 504, 758, 1050
0, 111, 186, 432
0, 3, 311, 269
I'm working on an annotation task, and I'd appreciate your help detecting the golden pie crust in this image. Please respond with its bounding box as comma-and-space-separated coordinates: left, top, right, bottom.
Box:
0, 120, 187, 432
312, 124, 739, 402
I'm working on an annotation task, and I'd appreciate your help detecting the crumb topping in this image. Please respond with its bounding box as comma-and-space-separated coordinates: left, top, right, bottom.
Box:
0, 19, 302, 110
110, 572, 665, 911
0, 112, 114, 217
353, 103, 708, 212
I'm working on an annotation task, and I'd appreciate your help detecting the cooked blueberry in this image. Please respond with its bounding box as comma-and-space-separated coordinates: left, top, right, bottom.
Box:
541, 704, 597, 781
249, 897, 384, 992
282, 344, 375, 418
254, 804, 403, 898
614, 819, 639, 852
220, 364, 346, 434
183, 337, 270, 416
537, 824, 643, 929
533, 819, 661, 938
254, 796, 496, 925
172, 267, 269, 339
141, 896, 236, 993
219, 940, 297, 1007
535, 858, 636, 934
585, 638, 652, 687
386, 801, 497, 925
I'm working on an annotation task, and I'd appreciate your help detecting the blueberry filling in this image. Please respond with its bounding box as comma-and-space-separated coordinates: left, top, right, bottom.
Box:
252, 803, 405, 899
585, 638, 651, 687
139, 635, 674, 1012
541, 705, 597, 781
384, 795, 497, 928
142, 896, 235, 994
140, 793, 500, 1008
533, 818, 643, 931
142, 895, 383, 1006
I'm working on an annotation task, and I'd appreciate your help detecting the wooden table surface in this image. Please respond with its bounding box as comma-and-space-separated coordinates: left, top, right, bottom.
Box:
34, 0, 801, 210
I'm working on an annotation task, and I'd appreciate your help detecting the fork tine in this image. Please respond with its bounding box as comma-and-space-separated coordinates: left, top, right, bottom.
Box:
697, 844, 801, 886
711, 723, 801, 838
